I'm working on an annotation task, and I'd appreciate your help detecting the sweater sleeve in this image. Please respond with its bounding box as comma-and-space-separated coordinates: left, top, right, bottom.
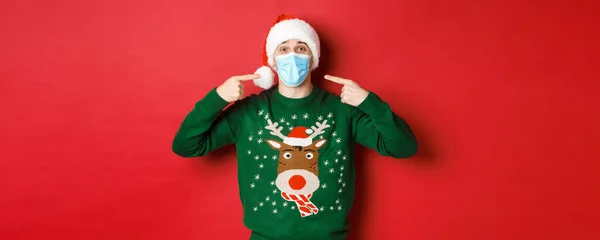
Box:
171, 88, 240, 158
350, 91, 418, 158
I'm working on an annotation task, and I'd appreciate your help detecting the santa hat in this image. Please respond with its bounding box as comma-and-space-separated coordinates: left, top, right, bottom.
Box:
253, 14, 321, 89
283, 126, 314, 147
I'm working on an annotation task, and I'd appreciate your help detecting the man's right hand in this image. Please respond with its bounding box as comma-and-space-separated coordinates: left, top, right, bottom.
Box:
216, 74, 261, 102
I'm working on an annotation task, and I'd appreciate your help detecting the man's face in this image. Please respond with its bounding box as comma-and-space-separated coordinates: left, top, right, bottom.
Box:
273, 39, 313, 70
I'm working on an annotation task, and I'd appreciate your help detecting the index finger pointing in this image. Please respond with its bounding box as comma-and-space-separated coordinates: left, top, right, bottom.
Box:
233, 74, 261, 82
324, 75, 352, 85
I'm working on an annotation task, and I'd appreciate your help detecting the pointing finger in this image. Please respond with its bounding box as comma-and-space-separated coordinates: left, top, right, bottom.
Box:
233, 74, 261, 82
325, 75, 353, 85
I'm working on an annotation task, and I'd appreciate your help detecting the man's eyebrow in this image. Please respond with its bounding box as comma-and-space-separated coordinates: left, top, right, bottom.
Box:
280, 41, 308, 45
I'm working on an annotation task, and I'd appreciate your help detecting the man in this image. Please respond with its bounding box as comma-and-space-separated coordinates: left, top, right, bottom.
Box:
172, 14, 417, 240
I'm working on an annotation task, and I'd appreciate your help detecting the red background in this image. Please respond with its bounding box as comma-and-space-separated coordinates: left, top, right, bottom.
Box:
1, 0, 599, 239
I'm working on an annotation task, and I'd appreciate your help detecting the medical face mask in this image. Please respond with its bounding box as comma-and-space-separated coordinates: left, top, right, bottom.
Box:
275, 52, 311, 87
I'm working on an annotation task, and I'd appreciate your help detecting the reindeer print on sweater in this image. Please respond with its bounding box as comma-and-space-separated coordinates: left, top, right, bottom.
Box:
243, 109, 349, 218
265, 119, 329, 217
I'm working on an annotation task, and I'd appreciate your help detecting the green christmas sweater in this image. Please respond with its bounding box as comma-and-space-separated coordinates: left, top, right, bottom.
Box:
172, 85, 417, 240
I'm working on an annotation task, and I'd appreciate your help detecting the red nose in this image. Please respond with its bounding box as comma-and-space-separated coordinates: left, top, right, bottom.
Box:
289, 175, 306, 190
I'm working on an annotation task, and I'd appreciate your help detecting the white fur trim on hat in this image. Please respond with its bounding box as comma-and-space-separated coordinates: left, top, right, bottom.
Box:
265, 19, 320, 70
254, 66, 274, 89
283, 137, 313, 147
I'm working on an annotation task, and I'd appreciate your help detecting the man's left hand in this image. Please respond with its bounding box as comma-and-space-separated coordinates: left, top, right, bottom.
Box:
325, 75, 369, 107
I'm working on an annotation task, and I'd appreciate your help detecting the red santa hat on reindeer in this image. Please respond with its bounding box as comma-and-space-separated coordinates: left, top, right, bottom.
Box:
283, 126, 314, 147
253, 14, 321, 89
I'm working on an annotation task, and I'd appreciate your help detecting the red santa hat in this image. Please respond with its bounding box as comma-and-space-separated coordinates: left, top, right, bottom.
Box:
283, 126, 314, 147
253, 14, 321, 89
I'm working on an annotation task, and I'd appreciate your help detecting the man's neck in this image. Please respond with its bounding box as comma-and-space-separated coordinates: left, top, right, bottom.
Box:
277, 75, 313, 99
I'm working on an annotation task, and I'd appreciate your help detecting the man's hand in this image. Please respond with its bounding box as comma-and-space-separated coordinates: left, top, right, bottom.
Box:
324, 75, 369, 107
216, 74, 261, 102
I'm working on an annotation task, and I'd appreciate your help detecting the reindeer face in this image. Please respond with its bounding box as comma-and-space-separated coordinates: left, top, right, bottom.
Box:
263, 120, 331, 217
266, 139, 327, 176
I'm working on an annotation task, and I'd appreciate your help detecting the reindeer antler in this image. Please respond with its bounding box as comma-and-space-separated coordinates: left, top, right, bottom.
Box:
265, 119, 287, 140
308, 120, 331, 139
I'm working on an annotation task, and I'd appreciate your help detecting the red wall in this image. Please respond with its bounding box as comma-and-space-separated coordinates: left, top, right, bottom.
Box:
1, 0, 599, 239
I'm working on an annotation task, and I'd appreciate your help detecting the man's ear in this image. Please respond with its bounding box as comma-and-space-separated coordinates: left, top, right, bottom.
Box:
312, 139, 327, 149
266, 140, 284, 150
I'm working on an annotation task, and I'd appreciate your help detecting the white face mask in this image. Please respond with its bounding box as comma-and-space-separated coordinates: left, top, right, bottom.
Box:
275, 52, 311, 87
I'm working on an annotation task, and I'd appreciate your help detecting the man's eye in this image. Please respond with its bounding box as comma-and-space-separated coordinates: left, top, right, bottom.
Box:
280, 47, 287, 52
298, 47, 305, 51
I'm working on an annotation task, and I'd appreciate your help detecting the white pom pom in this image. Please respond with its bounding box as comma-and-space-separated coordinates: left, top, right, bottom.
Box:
253, 66, 274, 89
305, 129, 313, 134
